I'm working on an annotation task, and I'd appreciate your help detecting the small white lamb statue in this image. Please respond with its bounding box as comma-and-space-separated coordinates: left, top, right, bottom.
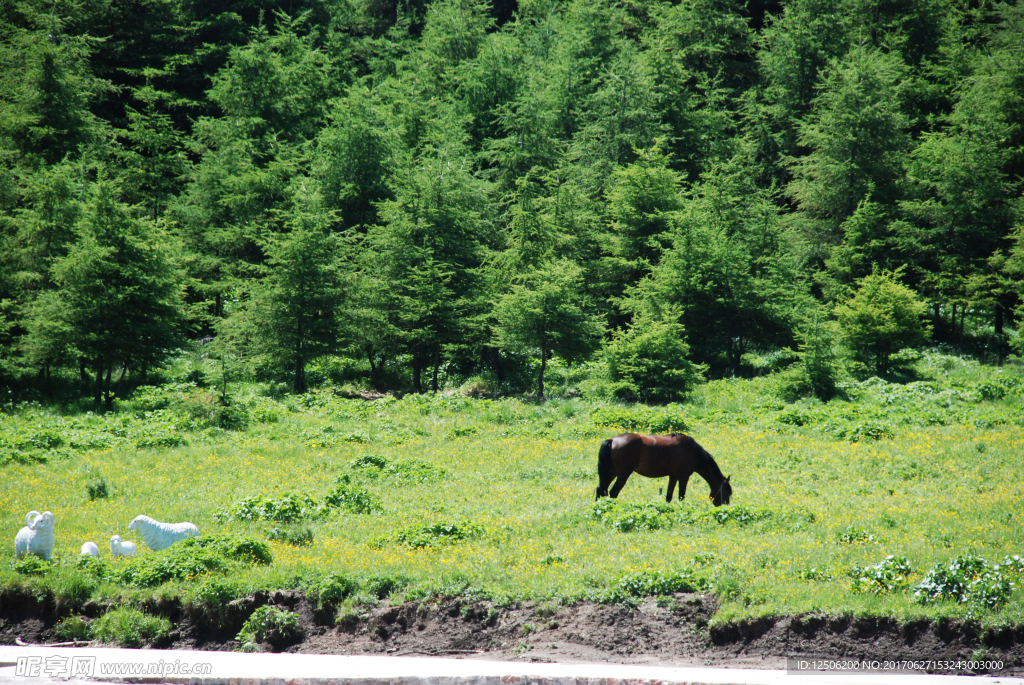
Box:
110, 535, 136, 558
15, 511, 55, 561
128, 515, 198, 551
80, 541, 99, 558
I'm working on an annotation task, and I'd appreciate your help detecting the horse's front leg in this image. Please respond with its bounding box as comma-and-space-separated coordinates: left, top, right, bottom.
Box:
666, 476, 677, 503
678, 472, 692, 500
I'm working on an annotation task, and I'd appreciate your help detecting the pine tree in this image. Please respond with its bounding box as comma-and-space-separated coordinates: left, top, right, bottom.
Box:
241, 180, 348, 393
36, 179, 185, 406
493, 259, 604, 398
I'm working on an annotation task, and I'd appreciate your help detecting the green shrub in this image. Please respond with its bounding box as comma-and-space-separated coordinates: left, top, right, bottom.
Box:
215, 493, 326, 523
600, 310, 705, 403
172, 388, 250, 430
914, 555, 1013, 609
75, 555, 111, 580
379, 521, 484, 549
115, 535, 271, 587
796, 567, 834, 582
617, 569, 707, 596
591, 405, 687, 434
308, 573, 358, 607
237, 606, 301, 649
13, 556, 53, 576
849, 555, 913, 595
353, 456, 446, 483
589, 499, 678, 532
324, 477, 382, 513
834, 270, 929, 376
267, 526, 314, 546
86, 478, 110, 500
194, 576, 240, 606
364, 573, 410, 599
54, 615, 91, 641
352, 454, 388, 470
91, 607, 171, 648
706, 506, 771, 526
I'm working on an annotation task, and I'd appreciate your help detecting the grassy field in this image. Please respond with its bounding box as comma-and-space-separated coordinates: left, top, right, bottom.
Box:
2, 350, 1023, 633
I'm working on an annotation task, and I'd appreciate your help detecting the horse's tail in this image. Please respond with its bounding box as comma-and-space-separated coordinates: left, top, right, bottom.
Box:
596, 439, 613, 499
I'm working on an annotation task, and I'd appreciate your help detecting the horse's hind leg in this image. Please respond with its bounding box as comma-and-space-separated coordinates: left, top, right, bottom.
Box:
609, 473, 631, 498
666, 476, 677, 503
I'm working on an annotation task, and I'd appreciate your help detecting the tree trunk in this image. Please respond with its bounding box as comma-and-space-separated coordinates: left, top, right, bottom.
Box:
431, 348, 440, 393
538, 348, 546, 399
79, 357, 87, 383
491, 347, 505, 383
933, 303, 942, 342
294, 356, 305, 394
949, 302, 957, 346
103, 363, 113, 410
996, 304, 1005, 366
959, 305, 965, 352
94, 356, 104, 405
115, 362, 128, 402
412, 348, 423, 394
368, 349, 377, 376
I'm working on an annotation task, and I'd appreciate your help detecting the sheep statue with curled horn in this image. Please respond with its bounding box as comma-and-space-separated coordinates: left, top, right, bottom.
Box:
128, 515, 199, 551
595, 433, 732, 506
14, 511, 55, 561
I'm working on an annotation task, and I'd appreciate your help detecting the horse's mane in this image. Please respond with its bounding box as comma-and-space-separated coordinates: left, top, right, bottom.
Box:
691, 439, 725, 482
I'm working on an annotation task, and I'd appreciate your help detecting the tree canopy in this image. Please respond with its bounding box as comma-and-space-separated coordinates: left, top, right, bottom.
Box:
1, 0, 1021, 400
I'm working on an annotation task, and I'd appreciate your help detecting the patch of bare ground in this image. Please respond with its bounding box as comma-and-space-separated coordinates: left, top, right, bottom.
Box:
3, 586, 1024, 675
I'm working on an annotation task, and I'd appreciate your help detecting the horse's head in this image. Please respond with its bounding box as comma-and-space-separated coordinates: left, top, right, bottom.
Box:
710, 476, 732, 507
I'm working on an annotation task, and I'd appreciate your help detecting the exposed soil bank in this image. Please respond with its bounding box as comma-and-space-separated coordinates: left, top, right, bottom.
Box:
2, 586, 1023, 676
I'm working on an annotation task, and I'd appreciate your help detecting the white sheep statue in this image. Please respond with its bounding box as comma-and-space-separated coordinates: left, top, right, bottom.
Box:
110, 535, 136, 558
80, 541, 99, 558
128, 515, 198, 551
14, 511, 55, 561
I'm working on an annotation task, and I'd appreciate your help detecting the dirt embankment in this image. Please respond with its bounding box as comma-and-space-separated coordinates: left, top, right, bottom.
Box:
2, 586, 1024, 675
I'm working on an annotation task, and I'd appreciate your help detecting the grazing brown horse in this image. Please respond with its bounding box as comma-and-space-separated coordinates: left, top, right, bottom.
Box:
595, 433, 732, 506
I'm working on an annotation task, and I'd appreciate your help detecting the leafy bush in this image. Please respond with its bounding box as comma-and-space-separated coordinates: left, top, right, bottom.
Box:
914, 555, 1013, 609
379, 521, 484, 549
114, 535, 271, 587
797, 567, 835, 582
849, 555, 913, 594
13, 556, 53, 576
75, 555, 111, 580
589, 499, 678, 532
86, 478, 109, 500
307, 573, 358, 607
353, 456, 446, 482
194, 576, 240, 606
237, 606, 301, 649
54, 615, 91, 641
364, 573, 410, 599
172, 388, 250, 430
267, 526, 314, 546
215, 493, 326, 523
706, 506, 771, 526
324, 476, 382, 513
600, 310, 705, 403
91, 607, 171, 648
617, 569, 707, 596
591, 405, 687, 434
834, 270, 929, 376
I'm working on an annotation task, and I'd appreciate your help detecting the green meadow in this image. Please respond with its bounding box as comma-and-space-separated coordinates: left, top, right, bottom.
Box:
2, 350, 1023, 632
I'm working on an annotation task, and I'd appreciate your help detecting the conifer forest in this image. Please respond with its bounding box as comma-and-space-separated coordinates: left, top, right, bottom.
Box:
2, 0, 1024, 401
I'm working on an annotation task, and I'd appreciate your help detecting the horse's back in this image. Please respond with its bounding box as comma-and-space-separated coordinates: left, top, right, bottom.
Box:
609, 432, 697, 478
